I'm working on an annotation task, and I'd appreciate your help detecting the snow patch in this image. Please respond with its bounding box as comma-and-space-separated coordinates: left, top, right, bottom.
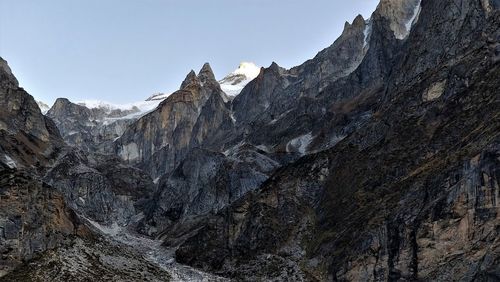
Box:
82, 216, 123, 237
77, 99, 162, 120
3, 155, 17, 169
146, 92, 170, 101
219, 62, 261, 96
232, 62, 261, 78
363, 19, 373, 48
36, 100, 50, 114
405, 0, 422, 33
286, 133, 313, 155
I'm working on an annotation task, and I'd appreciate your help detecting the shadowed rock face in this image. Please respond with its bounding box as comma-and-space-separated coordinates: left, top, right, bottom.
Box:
138, 145, 281, 237
44, 149, 155, 225
175, 1, 500, 280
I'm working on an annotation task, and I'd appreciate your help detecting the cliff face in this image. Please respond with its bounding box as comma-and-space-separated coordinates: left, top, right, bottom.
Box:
175, 0, 500, 280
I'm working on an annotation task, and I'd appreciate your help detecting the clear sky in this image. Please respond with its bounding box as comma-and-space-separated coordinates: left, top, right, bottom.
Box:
0, 0, 379, 105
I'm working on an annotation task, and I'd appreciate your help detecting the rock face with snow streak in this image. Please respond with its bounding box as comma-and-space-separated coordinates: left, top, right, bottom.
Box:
122, 0, 424, 245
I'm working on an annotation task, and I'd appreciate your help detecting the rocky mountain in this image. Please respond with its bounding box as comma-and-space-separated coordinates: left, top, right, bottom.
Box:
1, 0, 499, 280
174, 0, 500, 280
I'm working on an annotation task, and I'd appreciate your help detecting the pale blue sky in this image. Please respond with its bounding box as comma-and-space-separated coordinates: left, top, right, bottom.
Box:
0, 0, 379, 105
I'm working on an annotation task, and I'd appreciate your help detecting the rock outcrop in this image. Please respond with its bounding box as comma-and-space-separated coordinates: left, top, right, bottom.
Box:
0, 58, 163, 279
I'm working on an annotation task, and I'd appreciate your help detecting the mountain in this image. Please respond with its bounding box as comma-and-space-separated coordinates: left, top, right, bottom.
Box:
219, 62, 261, 96
1, 0, 499, 280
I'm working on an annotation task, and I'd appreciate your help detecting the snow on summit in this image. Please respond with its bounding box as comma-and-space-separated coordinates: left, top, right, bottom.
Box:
219, 62, 261, 96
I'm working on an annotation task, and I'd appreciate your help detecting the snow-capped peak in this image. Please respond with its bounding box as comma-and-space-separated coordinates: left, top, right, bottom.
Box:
219, 62, 261, 96
231, 62, 261, 78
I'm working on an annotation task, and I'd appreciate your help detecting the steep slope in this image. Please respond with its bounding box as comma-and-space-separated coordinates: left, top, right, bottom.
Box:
175, 0, 500, 280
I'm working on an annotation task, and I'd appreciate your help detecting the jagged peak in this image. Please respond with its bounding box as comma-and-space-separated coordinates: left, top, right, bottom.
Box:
353, 14, 366, 28
53, 97, 72, 105
342, 14, 366, 36
180, 70, 200, 89
269, 62, 281, 72
198, 62, 217, 84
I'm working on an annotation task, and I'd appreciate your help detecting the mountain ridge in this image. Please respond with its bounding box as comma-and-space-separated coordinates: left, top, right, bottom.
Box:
1, 0, 499, 280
